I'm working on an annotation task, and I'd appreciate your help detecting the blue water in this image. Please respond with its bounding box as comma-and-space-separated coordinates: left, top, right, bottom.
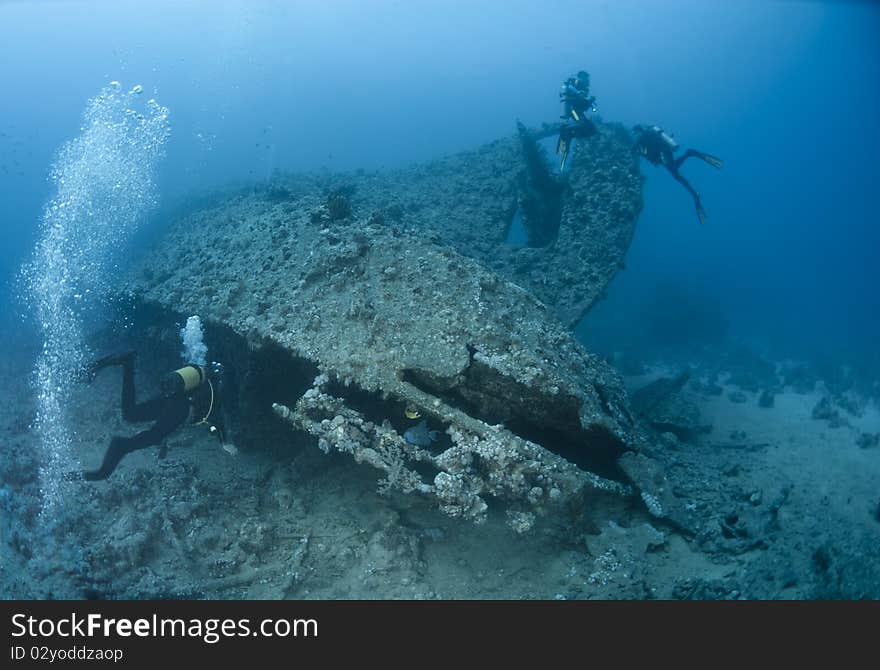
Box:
1, 0, 879, 602
2, 0, 877, 364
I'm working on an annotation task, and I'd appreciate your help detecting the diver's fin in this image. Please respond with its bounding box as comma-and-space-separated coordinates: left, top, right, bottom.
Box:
695, 199, 708, 225
559, 142, 570, 172
700, 152, 723, 169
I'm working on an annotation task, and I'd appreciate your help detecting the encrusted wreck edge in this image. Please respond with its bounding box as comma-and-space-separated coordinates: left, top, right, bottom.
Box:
273, 374, 632, 533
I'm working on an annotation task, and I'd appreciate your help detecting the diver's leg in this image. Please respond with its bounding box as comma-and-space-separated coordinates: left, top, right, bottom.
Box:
673, 149, 698, 169
675, 149, 723, 170
83, 403, 187, 481
83, 429, 160, 481
119, 354, 164, 423
119, 354, 136, 419
83, 436, 134, 481
81, 349, 134, 384
668, 168, 708, 225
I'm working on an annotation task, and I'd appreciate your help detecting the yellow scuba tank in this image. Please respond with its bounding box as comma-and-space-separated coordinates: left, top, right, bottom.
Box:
161, 364, 206, 397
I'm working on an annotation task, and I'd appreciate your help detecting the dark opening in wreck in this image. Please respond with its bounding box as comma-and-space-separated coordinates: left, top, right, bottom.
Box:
401, 362, 628, 482
514, 121, 565, 248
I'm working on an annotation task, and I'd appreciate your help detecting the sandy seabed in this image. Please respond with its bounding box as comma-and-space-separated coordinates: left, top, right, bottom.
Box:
1, 347, 878, 600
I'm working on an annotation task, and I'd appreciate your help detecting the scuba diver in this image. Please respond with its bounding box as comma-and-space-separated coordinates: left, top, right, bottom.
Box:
632, 124, 723, 225
82, 351, 228, 480
557, 70, 598, 171
560, 70, 596, 122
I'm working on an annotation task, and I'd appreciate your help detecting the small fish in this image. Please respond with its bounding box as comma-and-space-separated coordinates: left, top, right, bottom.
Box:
403, 420, 440, 447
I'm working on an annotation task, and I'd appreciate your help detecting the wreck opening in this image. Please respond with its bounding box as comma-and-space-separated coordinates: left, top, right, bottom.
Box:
190, 331, 323, 456
503, 205, 528, 248
125, 302, 322, 454
506, 419, 627, 482
515, 122, 565, 248
323, 377, 452, 455
235, 341, 320, 431
402, 363, 628, 482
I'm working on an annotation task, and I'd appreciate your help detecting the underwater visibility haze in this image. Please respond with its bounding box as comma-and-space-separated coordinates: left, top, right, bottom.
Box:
0, 0, 878, 600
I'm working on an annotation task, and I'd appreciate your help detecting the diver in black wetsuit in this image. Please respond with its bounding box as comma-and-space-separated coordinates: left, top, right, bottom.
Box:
557, 70, 598, 171
82, 351, 227, 480
560, 71, 596, 122
632, 124, 723, 225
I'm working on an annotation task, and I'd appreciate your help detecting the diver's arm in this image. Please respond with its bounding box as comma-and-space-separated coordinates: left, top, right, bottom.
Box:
136, 401, 190, 451
560, 83, 580, 99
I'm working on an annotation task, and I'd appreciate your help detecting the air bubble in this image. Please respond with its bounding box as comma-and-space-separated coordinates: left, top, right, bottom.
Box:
22, 82, 170, 515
